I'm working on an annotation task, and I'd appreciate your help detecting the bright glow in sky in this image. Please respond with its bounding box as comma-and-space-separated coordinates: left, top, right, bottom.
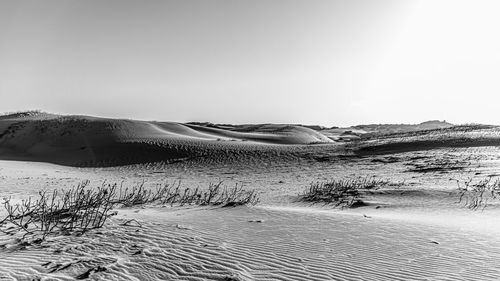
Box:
1, 0, 499, 126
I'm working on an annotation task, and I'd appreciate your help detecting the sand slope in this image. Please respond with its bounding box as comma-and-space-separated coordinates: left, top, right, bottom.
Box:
354, 125, 500, 155
0, 113, 333, 166
3, 112, 499, 167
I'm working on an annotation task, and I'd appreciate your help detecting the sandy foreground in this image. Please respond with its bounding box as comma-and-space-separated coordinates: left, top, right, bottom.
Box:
1, 156, 500, 281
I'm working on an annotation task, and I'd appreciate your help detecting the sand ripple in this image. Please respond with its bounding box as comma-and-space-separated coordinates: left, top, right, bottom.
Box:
2, 206, 500, 280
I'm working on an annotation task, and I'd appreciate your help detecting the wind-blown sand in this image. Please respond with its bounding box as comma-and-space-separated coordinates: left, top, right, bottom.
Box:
2, 113, 500, 280
3, 206, 500, 281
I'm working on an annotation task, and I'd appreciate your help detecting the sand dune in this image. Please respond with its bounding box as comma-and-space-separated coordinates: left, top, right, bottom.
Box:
354, 125, 500, 155
0, 113, 333, 166
3, 112, 498, 167
183, 123, 332, 144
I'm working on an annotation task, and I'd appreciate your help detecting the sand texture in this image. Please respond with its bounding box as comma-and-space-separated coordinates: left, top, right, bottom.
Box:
2, 206, 500, 281
2, 113, 500, 280
0, 113, 334, 166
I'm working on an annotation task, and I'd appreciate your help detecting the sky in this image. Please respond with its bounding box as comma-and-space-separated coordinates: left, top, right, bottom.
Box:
1, 0, 500, 127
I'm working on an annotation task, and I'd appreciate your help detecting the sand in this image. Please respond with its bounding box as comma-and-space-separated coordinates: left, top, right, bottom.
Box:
0, 112, 334, 166
3, 206, 500, 281
2, 113, 500, 280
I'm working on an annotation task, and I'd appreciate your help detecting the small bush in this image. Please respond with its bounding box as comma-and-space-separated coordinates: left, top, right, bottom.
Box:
457, 177, 500, 210
0, 181, 114, 240
0, 181, 259, 241
299, 177, 389, 208
115, 181, 259, 207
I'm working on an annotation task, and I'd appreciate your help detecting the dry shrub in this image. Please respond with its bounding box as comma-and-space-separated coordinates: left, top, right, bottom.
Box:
300, 177, 389, 208
457, 177, 500, 210
0, 180, 259, 240
0, 181, 114, 240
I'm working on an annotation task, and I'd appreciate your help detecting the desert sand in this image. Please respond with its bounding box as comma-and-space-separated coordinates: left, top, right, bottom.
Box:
2, 112, 500, 280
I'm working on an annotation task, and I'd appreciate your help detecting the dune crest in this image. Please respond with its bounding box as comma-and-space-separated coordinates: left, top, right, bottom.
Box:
0, 113, 333, 166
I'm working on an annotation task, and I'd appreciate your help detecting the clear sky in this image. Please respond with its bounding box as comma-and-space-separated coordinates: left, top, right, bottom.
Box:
1, 0, 499, 126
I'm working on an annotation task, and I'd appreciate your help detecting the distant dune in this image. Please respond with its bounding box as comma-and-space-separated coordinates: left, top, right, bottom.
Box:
352, 120, 454, 135
0, 112, 334, 166
2, 111, 496, 167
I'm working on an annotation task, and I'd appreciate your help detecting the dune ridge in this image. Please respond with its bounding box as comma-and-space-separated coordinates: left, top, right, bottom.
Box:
0, 113, 333, 166
3, 112, 495, 167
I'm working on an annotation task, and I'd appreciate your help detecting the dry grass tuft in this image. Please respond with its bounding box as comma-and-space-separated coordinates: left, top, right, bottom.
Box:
300, 177, 389, 208
457, 177, 500, 210
0, 180, 259, 241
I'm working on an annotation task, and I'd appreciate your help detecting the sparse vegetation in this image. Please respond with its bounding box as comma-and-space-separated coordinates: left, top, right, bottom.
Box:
299, 177, 390, 208
354, 124, 500, 157
457, 177, 500, 210
0, 110, 44, 118
0, 180, 259, 241
405, 153, 474, 174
